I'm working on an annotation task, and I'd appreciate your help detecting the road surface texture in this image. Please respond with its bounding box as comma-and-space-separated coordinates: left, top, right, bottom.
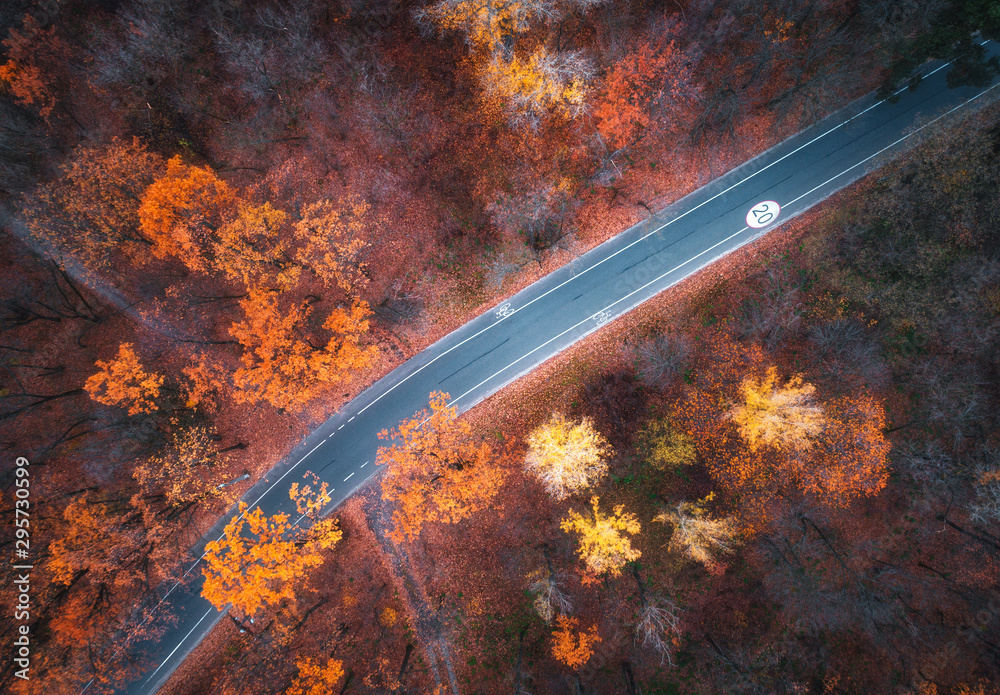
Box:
100, 43, 1000, 695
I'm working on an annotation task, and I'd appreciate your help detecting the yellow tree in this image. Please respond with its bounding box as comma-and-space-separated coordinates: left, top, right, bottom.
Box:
213, 202, 291, 287
481, 48, 592, 128
138, 155, 237, 269
728, 367, 826, 452
378, 391, 504, 542
286, 656, 345, 695
561, 496, 641, 576
637, 419, 697, 471
551, 615, 600, 670
229, 288, 377, 411
84, 343, 164, 415
654, 494, 739, 569
201, 501, 341, 616
416, 0, 549, 51
524, 413, 611, 499
132, 425, 232, 509
292, 197, 372, 293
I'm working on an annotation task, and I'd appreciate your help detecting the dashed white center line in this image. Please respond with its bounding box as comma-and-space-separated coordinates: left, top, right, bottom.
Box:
348, 416, 355, 422
338, 424, 344, 430
344, 472, 355, 482
360, 461, 369, 468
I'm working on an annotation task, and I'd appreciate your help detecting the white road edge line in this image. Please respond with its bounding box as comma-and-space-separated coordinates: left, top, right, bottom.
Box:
349, 71, 916, 421
450, 75, 1000, 410
143, 608, 214, 685
349, 43, 982, 425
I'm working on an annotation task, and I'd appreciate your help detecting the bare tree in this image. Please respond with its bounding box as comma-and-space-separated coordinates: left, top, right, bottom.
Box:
655, 495, 739, 568
634, 332, 691, 388
527, 548, 573, 623
631, 567, 681, 666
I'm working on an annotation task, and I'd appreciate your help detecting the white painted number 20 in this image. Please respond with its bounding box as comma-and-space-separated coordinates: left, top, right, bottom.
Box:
746, 200, 781, 229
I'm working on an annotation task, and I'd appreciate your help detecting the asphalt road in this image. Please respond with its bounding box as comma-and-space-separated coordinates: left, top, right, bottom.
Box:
101, 44, 1000, 695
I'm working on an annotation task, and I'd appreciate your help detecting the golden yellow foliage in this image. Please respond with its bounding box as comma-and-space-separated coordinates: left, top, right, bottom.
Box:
551, 615, 600, 670
481, 48, 591, 127
418, 0, 543, 51
84, 343, 163, 415
133, 425, 231, 507
637, 419, 697, 470
214, 202, 291, 287
728, 367, 825, 452
561, 495, 641, 576
654, 494, 739, 568
293, 197, 371, 293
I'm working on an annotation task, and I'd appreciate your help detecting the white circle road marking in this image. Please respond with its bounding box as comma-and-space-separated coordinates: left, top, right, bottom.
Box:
746, 200, 781, 228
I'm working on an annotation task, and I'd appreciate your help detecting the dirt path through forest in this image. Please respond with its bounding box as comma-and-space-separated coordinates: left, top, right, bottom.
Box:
362, 494, 461, 695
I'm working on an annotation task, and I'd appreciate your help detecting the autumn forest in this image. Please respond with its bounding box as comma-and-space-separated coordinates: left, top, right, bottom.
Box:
2, 0, 1000, 694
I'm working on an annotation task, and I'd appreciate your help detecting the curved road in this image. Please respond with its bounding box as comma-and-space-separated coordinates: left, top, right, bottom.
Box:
102, 44, 999, 695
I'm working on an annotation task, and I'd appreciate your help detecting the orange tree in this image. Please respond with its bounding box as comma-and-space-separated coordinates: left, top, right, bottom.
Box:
377, 391, 504, 542
594, 31, 699, 147
201, 501, 341, 617
228, 288, 377, 411
673, 330, 890, 528
286, 656, 345, 695
551, 615, 600, 670
22, 138, 164, 267
137, 155, 237, 270
84, 343, 164, 416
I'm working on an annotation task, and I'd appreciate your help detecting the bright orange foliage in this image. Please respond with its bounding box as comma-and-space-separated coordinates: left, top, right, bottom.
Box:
801, 394, 891, 503
181, 355, 221, 409
377, 391, 504, 542
286, 656, 345, 695
551, 615, 600, 670
595, 34, 698, 146
201, 502, 341, 616
138, 156, 237, 269
84, 343, 164, 415
229, 288, 377, 411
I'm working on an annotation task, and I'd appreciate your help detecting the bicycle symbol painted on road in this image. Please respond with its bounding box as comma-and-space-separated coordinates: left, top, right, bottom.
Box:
593, 310, 612, 327
746, 200, 781, 229
494, 302, 514, 319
